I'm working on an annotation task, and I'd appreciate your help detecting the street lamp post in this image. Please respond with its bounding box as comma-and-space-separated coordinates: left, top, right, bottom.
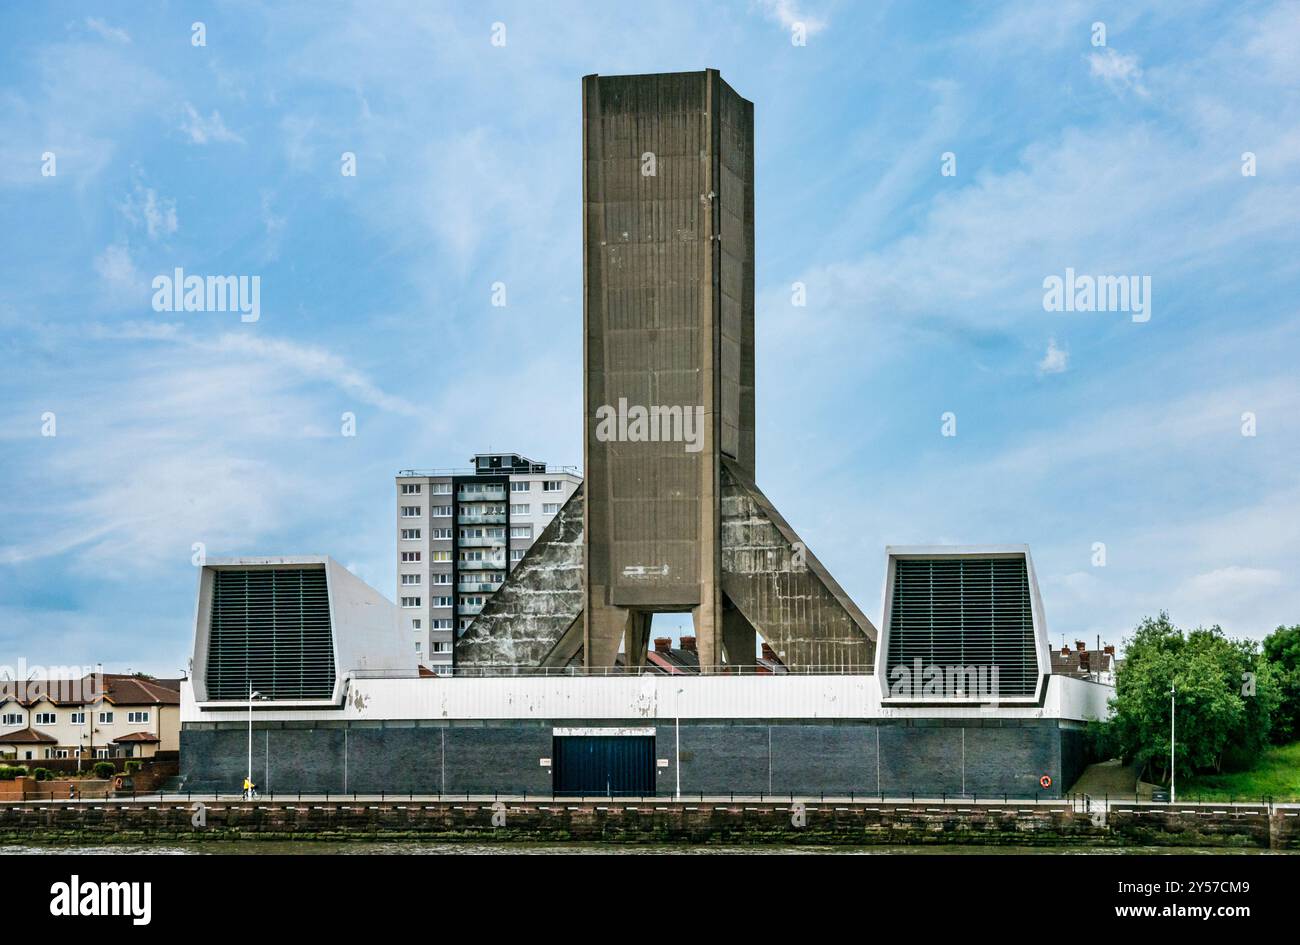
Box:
675, 686, 684, 801
246, 685, 262, 798
1169, 683, 1176, 804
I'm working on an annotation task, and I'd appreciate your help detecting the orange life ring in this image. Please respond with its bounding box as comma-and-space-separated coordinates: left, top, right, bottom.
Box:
1039, 774, 1053, 789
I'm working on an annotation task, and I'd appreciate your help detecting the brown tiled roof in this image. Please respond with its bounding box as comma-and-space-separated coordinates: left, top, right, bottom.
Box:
0, 674, 181, 707
111, 732, 160, 744
0, 727, 57, 745
102, 675, 181, 706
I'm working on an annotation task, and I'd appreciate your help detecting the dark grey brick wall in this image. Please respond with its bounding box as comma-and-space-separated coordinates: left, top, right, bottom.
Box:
769, 724, 878, 795
345, 726, 442, 794
444, 725, 552, 794
182, 718, 1072, 797
678, 724, 769, 795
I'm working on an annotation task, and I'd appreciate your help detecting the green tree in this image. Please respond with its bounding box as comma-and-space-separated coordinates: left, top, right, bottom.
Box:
1262, 624, 1300, 744
1106, 613, 1280, 783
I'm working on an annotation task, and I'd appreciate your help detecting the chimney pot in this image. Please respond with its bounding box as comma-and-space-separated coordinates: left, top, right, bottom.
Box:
1075, 640, 1086, 652
653, 637, 671, 653
679, 635, 696, 652
1103, 645, 1115, 655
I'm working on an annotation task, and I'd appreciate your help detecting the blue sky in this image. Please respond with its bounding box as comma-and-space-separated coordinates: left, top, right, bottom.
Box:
2, 1, 1297, 676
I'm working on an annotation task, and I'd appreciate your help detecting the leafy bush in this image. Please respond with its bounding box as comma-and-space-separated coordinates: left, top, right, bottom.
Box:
124, 760, 143, 773
0, 765, 30, 780
33, 767, 51, 782
93, 761, 115, 779
1105, 613, 1281, 783
1263, 625, 1300, 744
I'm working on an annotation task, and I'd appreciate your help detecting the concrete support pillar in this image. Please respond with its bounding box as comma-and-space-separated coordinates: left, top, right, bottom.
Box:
624, 611, 651, 671
585, 598, 628, 671
722, 606, 757, 668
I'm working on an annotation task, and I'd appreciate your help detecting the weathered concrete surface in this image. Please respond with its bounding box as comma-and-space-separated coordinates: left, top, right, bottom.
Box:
454, 487, 585, 671
720, 460, 876, 670
464, 71, 873, 674
581, 70, 755, 669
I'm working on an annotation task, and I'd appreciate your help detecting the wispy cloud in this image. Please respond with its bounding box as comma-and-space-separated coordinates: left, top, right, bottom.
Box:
180, 103, 244, 145
1088, 48, 1149, 97
83, 17, 131, 45
755, 0, 827, 35
1037, 338, 1068, 375
120, 182, 178, 239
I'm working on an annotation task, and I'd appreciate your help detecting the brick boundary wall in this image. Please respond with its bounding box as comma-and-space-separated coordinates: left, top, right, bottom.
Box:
0, 800, 1292, 848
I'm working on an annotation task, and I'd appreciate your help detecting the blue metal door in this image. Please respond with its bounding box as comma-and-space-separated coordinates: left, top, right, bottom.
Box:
553, 735, 655, 796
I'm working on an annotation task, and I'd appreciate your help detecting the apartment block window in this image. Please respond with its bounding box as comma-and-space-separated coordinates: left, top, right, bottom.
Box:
511, 549, 525, 561
127, 711, 150, 724
401, 596, 421, 608
459, 618, 472, 631
487, 527, 505, 538
431, 482, 452, 494
70, 712, 85, 725
543, 480, 563, 492
401, 528, 421, 540
415, 642, 422, 656
400, 505, 421, 518
432, 505, 453, 517
543, 503, 560, 514
401, 551, 421, 562
433, 596, 453, 607
432, 573, 451, 584
431, 550, 451, 561
431, 528, 452, 539
98, 711, 114, 724
411, 618, 422, 630
432, 642, 450, 653
400, 483, 422, 495
510, 526, 531, 539
431, 619, 452, 629
35, 712, 56, 725
510, 503, 530, 515
3, 712, 23, 726
510, 481, 530, 492
401, 574, 421, 586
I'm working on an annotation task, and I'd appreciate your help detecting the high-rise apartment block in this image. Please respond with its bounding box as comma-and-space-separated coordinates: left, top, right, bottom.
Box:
396, 453, 580, 672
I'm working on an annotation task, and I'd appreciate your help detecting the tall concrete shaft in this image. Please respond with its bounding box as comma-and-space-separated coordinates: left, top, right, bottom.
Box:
582, 70, 755, 669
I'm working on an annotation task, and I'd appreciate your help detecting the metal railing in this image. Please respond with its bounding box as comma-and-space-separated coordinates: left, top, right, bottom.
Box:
349, 665, 875, 678
398, 465, 582, 478
3, 789, 1288, 809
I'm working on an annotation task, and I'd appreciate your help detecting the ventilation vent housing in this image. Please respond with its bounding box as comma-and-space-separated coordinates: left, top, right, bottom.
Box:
881, 552, 1043, 700
205, 567, 335, 700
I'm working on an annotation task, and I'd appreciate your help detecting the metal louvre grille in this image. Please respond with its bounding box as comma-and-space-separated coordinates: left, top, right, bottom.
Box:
885, 557, 1038, 698
206, 568, 334, 700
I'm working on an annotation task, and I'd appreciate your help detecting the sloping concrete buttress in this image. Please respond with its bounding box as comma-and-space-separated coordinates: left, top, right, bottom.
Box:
454, 487, 586, 672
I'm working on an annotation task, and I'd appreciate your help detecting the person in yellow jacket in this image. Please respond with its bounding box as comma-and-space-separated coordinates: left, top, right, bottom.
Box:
242, 777, 256, 799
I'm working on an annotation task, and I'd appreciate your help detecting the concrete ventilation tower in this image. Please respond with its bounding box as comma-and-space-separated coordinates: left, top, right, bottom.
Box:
456, 70, 875, 673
